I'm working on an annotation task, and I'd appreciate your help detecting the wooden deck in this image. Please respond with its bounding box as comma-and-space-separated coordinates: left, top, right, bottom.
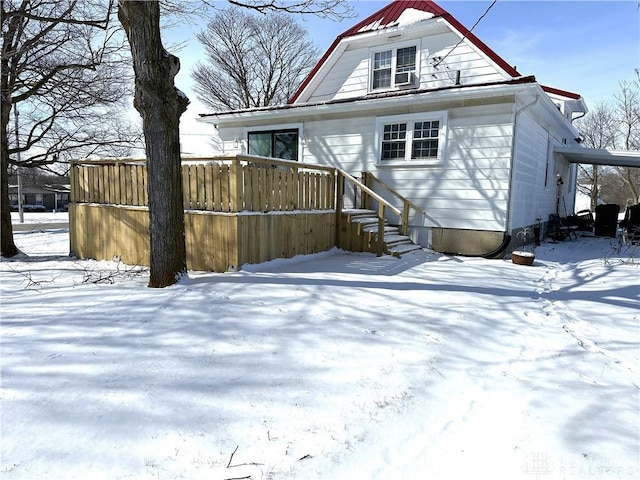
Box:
69, 155, 422, 272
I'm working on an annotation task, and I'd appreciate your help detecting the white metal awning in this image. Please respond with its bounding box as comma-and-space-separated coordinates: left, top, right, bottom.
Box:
554, 146, 640, 167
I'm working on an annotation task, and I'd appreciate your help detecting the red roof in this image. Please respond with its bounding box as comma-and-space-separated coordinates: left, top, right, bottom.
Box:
541, 85, 582, 100
288, 0, 522, 104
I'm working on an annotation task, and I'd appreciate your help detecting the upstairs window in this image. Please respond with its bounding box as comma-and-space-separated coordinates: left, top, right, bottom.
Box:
373, 50, 392, 89
371, 45, 417, 90
396, 46, 417, 74
377, 112, 447, 166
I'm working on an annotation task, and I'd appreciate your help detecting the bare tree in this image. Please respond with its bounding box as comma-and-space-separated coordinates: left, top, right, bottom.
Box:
1, 0, 139, 257
576, 80, 640, 210
192, 8, 319, 110
576, 101, 617, 211
118, 0, 190, 288
227, 0, 351, 20
614, 80, 640, 205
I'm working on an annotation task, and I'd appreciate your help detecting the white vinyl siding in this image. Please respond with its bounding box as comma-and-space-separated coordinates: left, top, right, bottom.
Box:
301, 28, 509, 104
215, 101, 518, 233
300, 103, 513, 231
510, 112, 553, 230
307, 49, 369, 103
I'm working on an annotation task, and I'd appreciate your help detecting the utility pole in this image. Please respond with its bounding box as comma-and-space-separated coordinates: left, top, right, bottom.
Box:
13, 103, 23, 224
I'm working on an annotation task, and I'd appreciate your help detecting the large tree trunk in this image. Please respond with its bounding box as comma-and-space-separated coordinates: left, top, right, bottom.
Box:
1, 106, 19, 258
1, 89, 19, 257
118, 1, 189, 288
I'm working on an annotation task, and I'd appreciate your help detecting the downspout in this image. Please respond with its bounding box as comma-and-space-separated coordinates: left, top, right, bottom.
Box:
572, 111, 586, 123
506, 94, 540, 231
481, 92, 539, 258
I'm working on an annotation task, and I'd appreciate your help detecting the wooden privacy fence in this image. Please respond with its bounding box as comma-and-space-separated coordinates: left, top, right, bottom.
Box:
69, 155, 338, 272
70, 155, 335, 212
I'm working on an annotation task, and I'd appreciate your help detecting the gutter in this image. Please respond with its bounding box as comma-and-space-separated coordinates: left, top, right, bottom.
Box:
198, 76, 538, 124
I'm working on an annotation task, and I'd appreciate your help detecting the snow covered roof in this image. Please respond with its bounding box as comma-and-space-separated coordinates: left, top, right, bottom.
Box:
289, 0, 523, 104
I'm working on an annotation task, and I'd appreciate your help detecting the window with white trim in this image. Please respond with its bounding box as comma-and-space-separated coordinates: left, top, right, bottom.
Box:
371, 45, 417, 90
377, 112, 446, 165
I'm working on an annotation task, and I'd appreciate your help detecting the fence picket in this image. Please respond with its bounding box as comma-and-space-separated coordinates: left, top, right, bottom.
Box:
244, 166, 253, 211
221, 165, 230, 212
188, 165, 197, 209
196, 164, 205, 209
131, 166, 139, 205
204, 164, 213, 210
70, 157, 335, 213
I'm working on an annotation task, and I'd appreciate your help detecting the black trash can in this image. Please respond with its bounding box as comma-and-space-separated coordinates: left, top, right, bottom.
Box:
595, 204, 620, 237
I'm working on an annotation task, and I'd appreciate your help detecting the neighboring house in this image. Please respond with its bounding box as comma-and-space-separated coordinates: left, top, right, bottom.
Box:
9, 184, 70, 211
198, 0, 595, 255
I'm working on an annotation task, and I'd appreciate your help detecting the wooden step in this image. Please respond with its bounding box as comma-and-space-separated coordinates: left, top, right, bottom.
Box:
362, 225, 398, 234
342, 209, 422, 258
343, 209, 376, 219
352, 216, 382, 225
386, 242, 423, 257
382, 234, 411, 245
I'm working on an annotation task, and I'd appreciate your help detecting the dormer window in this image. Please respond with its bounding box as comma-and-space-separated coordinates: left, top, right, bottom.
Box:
373, 50, 392, 89
371, 45, 417, 90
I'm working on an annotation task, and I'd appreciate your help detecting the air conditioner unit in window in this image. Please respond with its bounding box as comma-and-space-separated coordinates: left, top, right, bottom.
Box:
394, 71, 415, 87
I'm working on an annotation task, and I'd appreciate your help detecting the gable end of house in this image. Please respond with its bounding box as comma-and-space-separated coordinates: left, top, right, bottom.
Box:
289, 0, 521, 105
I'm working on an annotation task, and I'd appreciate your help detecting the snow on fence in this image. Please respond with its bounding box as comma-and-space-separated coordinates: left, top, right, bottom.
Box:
69, 155, 337, 272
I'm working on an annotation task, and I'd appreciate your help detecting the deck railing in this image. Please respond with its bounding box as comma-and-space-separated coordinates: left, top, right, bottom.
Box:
336, 169, 406, 256
361, 171, 427, 236
70, 155, 336, 213
69, 155, 423, 264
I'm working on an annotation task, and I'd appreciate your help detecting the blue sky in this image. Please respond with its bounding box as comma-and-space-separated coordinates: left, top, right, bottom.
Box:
169, 1, 640, 150
301, 0, 639, 105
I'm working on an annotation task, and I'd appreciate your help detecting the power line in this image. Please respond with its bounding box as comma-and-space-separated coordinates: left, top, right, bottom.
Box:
433, 0, 498, 68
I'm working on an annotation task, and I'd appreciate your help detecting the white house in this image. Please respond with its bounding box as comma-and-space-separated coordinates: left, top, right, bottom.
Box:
198, 0, 593, 255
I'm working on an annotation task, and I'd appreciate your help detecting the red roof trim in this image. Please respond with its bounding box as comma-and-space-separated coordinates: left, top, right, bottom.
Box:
340, 0, 444, 37
542, 85, 582, 100
288, 0, 520, 104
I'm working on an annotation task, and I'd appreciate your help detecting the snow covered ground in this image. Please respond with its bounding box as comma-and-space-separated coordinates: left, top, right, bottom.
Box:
1, 223, 639, 480
10, 211, 69, 224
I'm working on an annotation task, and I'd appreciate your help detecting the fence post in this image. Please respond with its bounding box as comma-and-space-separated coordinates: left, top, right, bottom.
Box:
361, 172, 372, 210
70, 163, 78, 202
377, 203, 385, 257
328, 169, 335, 210
402, 200, 410, 236
230, 156, 243, 212
335, 171, 344, 247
